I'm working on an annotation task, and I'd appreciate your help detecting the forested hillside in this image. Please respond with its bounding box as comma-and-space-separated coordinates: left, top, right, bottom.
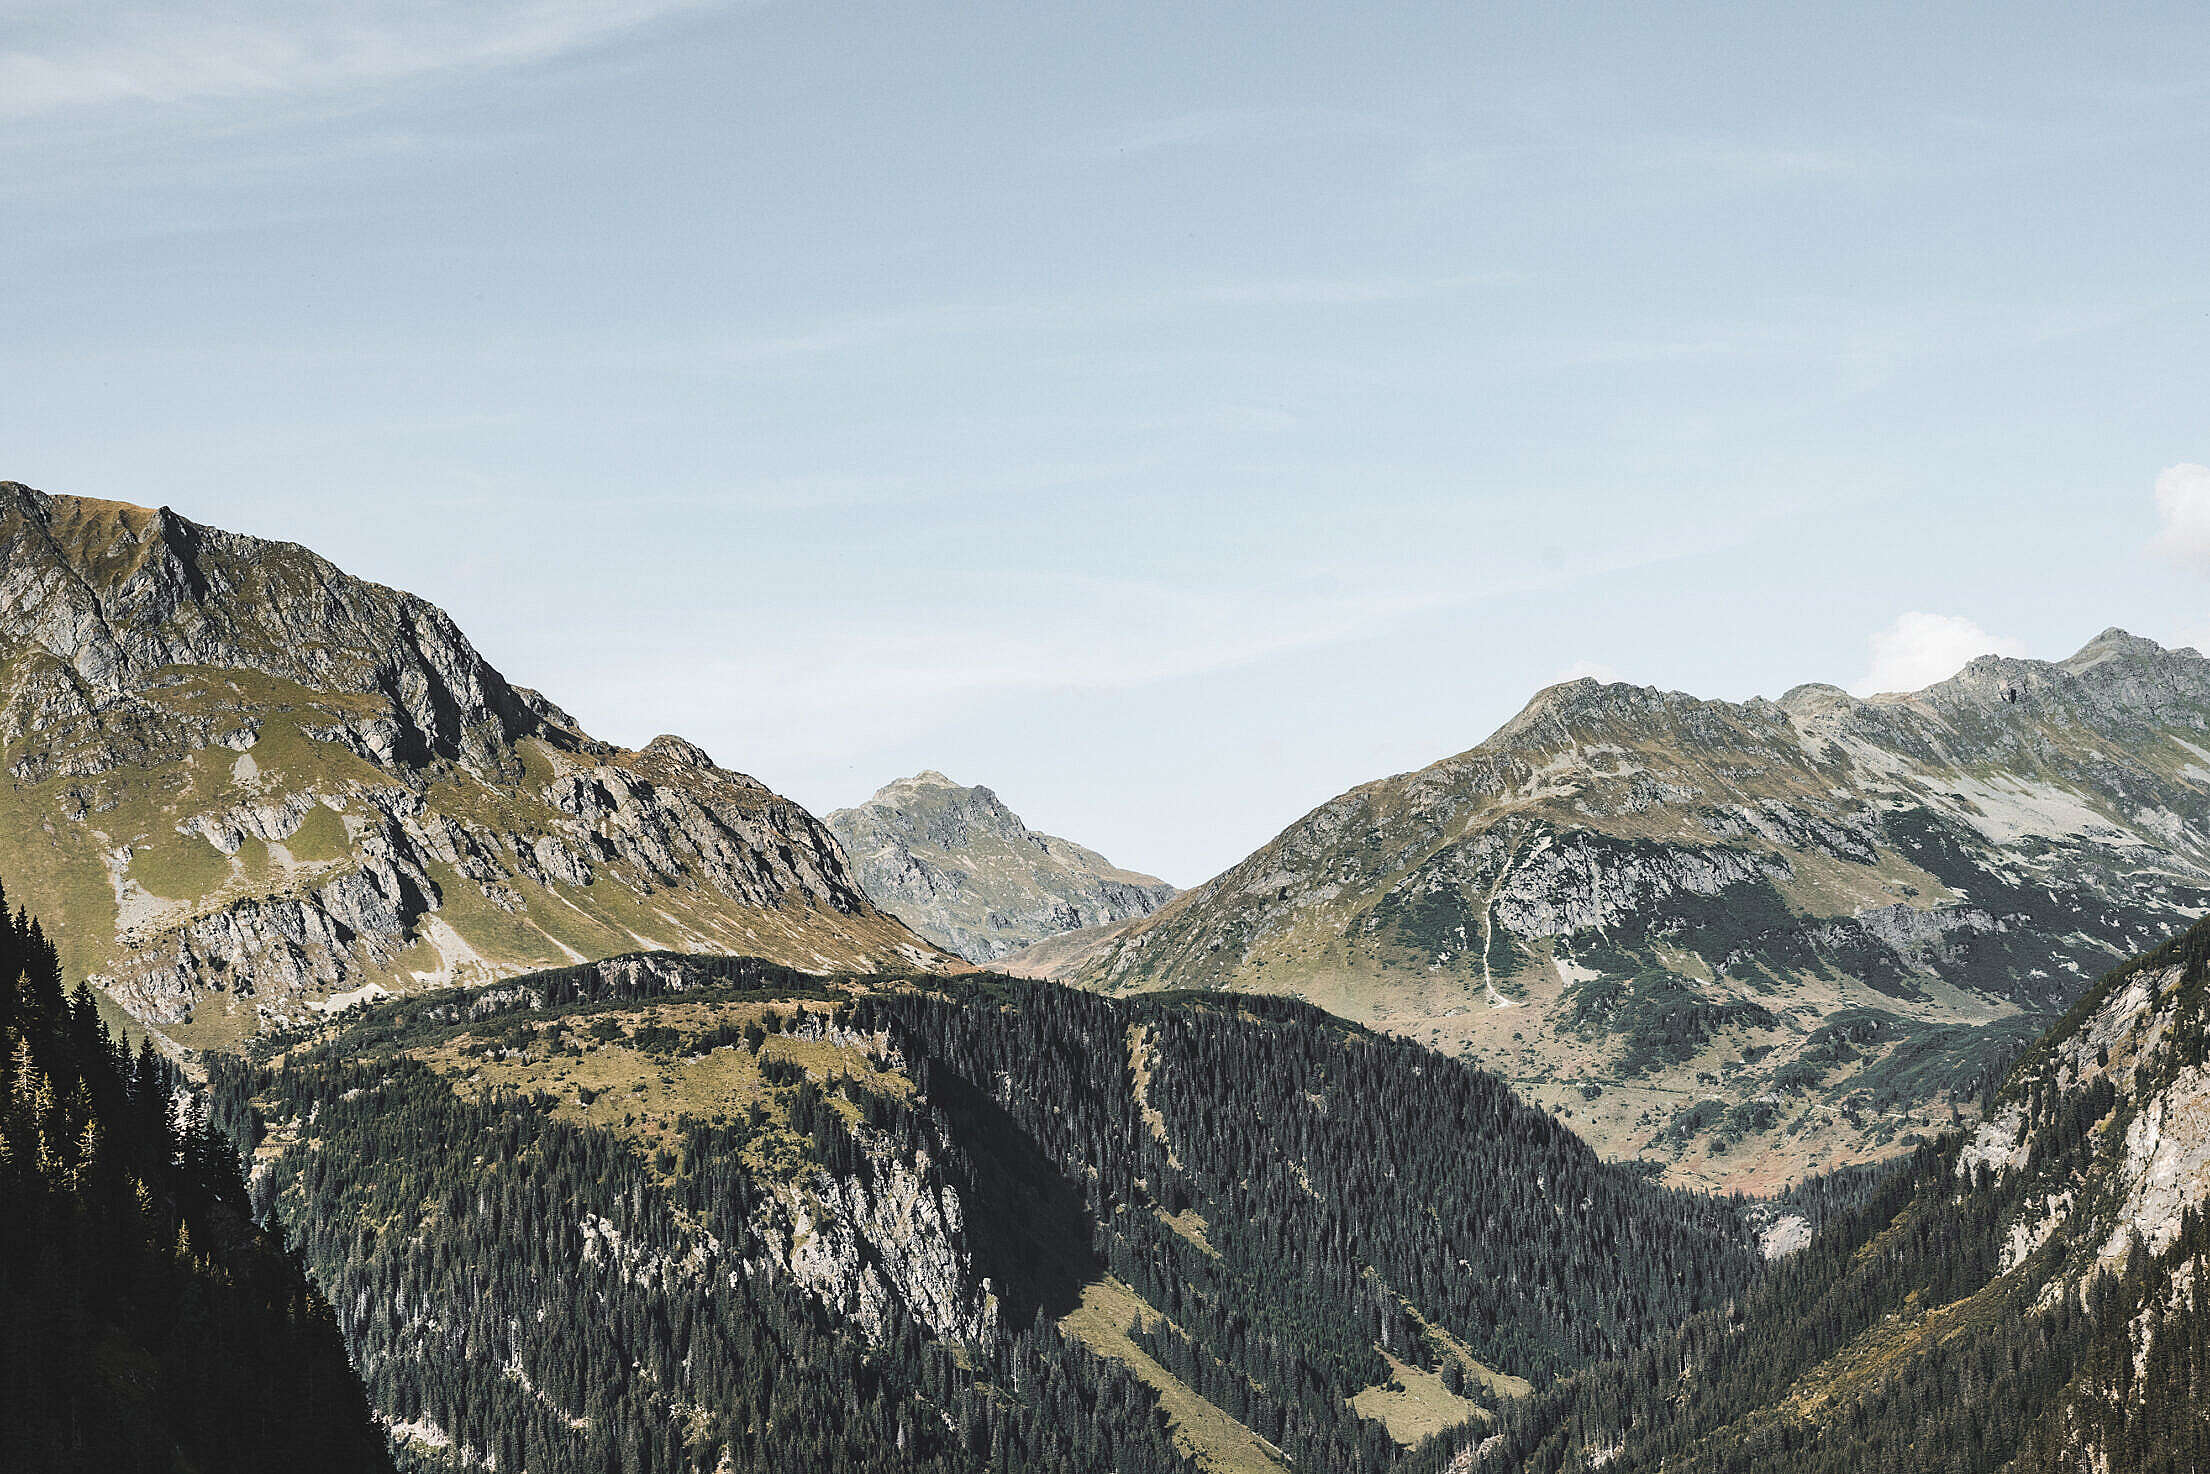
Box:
1460, 916, 2210, 1474
216, 953, 1761, 1473
0, 876, 390, 1473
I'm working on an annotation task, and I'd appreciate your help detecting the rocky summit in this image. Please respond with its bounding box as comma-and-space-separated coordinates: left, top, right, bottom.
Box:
0, 483, 947, 1047
826, 770, 1174, 962
1032, 630, 2210, 1189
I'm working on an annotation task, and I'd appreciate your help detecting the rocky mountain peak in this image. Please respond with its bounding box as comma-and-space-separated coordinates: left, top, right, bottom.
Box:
849, 771, 1028, 851
1, 481, 551, 777
641, 733, 718, 770
1489, 676, 1658, 749
0, 480, 946, 1040
827, 773, 1174, 962
2064, 624, 2168, 670
1775, 681, 1858, 715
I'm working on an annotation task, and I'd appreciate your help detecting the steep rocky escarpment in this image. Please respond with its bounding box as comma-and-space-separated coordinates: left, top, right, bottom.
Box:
1056, 631, 2210, 1188
0, 482, 947, 1044
828, 770, 1174, 961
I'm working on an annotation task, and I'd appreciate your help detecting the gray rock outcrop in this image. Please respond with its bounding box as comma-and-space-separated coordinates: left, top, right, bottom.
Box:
0, 482, 949, 1039
826, 771, 1174, 962
1057, 631, 2210, 1188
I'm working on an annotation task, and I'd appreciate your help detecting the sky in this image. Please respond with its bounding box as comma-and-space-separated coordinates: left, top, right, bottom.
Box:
4, 2, 2208, 886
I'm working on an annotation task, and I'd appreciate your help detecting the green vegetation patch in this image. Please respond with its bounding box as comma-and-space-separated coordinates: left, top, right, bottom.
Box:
1566, 965, 1779, 1076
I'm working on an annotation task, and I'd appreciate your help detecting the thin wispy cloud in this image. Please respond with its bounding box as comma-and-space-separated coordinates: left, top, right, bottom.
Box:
701, 274, 1500, 365
0, 0, 716, 116
537, 516, 1745, 782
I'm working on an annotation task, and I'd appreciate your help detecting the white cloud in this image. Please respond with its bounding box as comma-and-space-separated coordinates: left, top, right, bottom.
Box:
2150, 462, 2210, 570
1853, 612, 2026, 696
0, 1, 711, 116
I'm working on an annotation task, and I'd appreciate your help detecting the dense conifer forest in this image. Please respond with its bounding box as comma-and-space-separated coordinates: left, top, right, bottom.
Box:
0, 876, 390, 1474
18, 887, 2206, 1473
213, 955, 1763, 1473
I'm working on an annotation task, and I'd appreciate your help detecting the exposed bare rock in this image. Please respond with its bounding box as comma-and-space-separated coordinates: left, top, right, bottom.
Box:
827, 771, 1174, 962
0, 481, 950, 1041
752, 1140, 998, 1345
1062, 633, 2210, 1189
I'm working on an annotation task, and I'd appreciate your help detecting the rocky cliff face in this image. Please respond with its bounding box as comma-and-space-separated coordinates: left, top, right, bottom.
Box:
0, 482, 947, 1044
1957, 925, 2210, 1284
1457, 917, 2210, 1473
1053, 630, 2210, 1189
826, 771, 1173, 962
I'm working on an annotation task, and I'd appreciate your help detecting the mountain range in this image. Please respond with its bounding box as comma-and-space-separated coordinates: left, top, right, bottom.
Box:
827, 770, 1175, 962
8, 480, 2210, 1471
1013, 632, 2210, 1187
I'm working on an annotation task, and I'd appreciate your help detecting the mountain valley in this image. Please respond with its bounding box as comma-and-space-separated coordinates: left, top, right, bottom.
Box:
8, 485, 2210, 1472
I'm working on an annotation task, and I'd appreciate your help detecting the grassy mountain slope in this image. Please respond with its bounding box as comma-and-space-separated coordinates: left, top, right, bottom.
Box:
1046, 631, 2210, 1187
216, 953, 1760, 1473
0, 483, 948, 1049
1467, 912, 2210, 1474
828, 770, 1175, 961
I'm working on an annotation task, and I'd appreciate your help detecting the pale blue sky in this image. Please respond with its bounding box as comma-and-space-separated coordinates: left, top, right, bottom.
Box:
5, 2, 2208, 883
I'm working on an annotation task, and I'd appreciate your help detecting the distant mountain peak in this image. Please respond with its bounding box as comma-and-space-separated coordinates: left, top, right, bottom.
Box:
641, 732, 718, 770
828, 773, 1174, 962
2063, 624, 2169, 669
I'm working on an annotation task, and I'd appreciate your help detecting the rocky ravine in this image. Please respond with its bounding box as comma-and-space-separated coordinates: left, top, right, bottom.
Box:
1036, 630, 2210, 1189
826, 770, 1173, 962
0, 482, 949, 1045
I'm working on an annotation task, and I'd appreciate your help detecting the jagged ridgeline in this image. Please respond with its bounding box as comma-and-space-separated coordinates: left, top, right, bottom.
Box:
0, 877, 390, 1473
1462, 915, 2210, 1474
1029, 631, 2210, 1189
214, 954, 1762, 1473
0, 483, 949, 1052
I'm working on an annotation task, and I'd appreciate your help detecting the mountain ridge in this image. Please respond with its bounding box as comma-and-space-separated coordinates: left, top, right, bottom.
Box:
1045, 629, 2210, 1188
0, 481, 952, 1046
